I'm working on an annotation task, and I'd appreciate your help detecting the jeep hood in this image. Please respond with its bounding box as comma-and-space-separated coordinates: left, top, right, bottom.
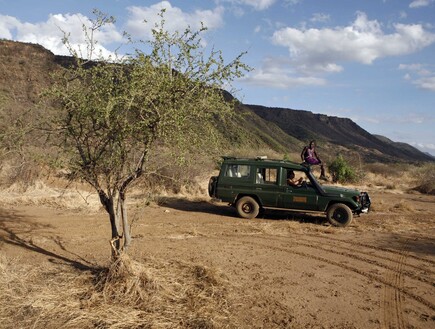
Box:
321, 185, 360, 196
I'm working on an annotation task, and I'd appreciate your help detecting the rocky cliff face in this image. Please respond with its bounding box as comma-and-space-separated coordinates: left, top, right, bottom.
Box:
0, 39, 432, 163
245, 105, 433, 162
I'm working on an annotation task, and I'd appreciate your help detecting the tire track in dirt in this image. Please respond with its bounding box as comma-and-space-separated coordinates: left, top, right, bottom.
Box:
293, 234, 432, 329
381, 243, 409, 329
252, 236, 435, 329
214, 234, 435, 312
287, 235, 430, 329
293, 237, 434, 286
305, 233, 435, 266
225, 233, 433, 287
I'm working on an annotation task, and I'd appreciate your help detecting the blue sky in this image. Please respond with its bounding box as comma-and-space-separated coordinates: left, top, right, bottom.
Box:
1, 0, 434, 155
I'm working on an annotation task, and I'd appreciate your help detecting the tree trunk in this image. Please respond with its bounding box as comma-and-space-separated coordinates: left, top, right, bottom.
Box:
109, 199, 122, 258
99, 190, 122, 258
119, 192, 132, 251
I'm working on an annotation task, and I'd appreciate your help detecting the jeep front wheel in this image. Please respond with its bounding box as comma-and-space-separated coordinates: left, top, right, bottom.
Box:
236, 196, 260, 219
326, 203, 353, 227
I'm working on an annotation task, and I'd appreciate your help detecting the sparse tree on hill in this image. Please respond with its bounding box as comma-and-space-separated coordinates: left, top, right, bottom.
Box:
45, 9, 250, 258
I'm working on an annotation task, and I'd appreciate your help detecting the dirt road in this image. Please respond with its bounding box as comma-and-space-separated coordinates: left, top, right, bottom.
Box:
1, 191, 434, 328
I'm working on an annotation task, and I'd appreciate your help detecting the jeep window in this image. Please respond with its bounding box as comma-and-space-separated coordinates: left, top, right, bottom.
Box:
285, 168, 309, 187
225, 164, 250, 178
256, 167, 278, 184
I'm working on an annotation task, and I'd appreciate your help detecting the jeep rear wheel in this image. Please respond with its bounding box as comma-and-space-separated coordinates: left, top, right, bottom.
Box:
236, 196, 260, 219
326, 203, 353, 227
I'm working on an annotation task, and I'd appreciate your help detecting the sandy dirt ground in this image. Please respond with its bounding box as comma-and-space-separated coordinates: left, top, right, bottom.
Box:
1, 189, 434, 328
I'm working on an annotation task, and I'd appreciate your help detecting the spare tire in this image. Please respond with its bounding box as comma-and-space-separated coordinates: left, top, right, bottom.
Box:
208, 176, 217, 197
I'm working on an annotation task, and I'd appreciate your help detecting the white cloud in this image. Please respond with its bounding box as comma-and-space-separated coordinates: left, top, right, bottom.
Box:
409, 0, 434, 8
414, 76, 435, 91
272, 12, 435, 72
399, 63, 422, 70
351, 104, 435, 124
0, 2, 225, 58
125, 1, 224, 39
244, 70, 325, 88
399, 63, 435, 91
217, 0, 276, 10
410, 142, 435, 156
403, 73, 412, 80
241, 0, 276, 10
243, 56, 326, 88
415, 143, 435, 150
310, 13, 330, 24
394, 113, 434, 124
283, 0, 302, 6
0, 13, 123, 58
0, 15, 20, 39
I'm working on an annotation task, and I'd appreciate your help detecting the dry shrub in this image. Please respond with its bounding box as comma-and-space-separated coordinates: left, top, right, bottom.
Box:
362, 163, 421, 192
414, 182, 435, 195
0, 180, 101, 210
0, 157, 44, 188
0, 254, 234, 329
413, 163, 435, 195
364, 163, 408, 177
389, 200, 415, 213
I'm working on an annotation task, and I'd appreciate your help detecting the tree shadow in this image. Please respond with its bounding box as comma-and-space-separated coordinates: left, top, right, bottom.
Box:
159, 197, 328, 226
0, 208, 102, 272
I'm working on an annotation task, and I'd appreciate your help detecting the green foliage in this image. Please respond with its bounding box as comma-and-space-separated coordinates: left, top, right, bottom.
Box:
43, 9, 250, 254
328, 154, 357, 183
46, 9, 250, 189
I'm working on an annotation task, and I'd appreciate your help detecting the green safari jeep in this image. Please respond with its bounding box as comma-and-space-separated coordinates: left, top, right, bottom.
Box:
208, 156, 371, 227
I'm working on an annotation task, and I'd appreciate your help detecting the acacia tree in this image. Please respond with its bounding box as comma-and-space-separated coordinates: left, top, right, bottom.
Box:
45, 10, 250, 257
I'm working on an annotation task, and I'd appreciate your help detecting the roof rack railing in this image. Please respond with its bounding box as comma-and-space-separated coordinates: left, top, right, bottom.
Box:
256, 156, 267, 160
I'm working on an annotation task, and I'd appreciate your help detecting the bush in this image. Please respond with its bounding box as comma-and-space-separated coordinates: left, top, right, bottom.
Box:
414, 163, 435, 195
328, 154, 357, 183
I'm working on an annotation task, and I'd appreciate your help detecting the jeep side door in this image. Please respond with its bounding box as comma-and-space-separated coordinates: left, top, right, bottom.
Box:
253, 166, 280, 207
278, 168, 319, 211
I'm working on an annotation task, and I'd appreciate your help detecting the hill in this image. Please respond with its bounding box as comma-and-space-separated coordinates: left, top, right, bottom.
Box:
0, 39, 432, 164
246, 105, 433, 162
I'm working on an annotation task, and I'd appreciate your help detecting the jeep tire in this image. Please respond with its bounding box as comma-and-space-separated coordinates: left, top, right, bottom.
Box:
236, 196, 260, 219
326, 203, 353, 227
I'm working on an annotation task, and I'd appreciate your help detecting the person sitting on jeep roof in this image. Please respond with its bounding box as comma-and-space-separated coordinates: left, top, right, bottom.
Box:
287, 170, 304, 187
301, 140, 327, 180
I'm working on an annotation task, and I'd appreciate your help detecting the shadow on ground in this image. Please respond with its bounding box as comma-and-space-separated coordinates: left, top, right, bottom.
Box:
0, 208, 101, 272
376, 233, 435, 257
159, 197, 328, 226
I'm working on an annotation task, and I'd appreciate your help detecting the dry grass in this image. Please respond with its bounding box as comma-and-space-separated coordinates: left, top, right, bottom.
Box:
389, 200, 415, 212
0, 254, 235, 329
0, 180, 101, 211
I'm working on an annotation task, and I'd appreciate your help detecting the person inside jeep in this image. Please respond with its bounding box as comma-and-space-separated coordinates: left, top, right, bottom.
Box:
287, 170, 304, 187
301, 140, 327, 180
